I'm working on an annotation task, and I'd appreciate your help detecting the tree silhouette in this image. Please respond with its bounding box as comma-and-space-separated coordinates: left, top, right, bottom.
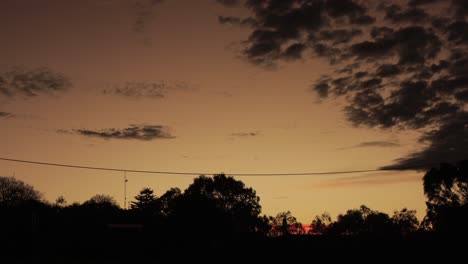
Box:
268, 211, 304, 236
391, 208, 419, 235
131, 188, 158, 211
310, 212, 332, 235
158, 187, 181, 217
171, 174, 262, 239
330, 205, 394, 236
0, 176, 42, 207
55, 195, 67, 207
82, 194, 120, 210
423, 161, 468, 232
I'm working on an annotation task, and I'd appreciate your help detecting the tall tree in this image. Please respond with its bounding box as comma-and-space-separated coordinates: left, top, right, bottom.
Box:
423, 161, 468, 232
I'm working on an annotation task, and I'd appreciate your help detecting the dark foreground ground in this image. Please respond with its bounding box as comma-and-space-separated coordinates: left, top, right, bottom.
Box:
2, 230, 465, 263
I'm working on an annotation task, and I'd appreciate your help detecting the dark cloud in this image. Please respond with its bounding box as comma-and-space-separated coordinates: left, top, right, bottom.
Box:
447, 21, 468, 44
452, 0, 468, 17
220, 0, 468, 169
103, 81, 191, 99
217, 0, 374, 65
350, 26, 441, 65
382, 112, 468, 170
384, 5, 429, 23
318, 29, 362, 44
370, 26, 394, 38
408, 0, 440, 6
0, 112, 14, 118
0, 67, 71, 97
74, 125, 175, 141
230, 131, 259, 137
376, 64, 401, 77
281, 43, 307, 60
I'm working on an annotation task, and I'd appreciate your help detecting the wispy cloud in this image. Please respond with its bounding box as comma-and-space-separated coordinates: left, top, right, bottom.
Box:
305, 172, 421, 189
103, 80, 192, 99
64, 125, 175, 141
0, 67, 71, 98
339, 141, 401, 150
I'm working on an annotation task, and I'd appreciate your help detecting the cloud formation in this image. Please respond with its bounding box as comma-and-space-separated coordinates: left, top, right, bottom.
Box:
103, 80, 191, 99
0, 67, 71, 98
219, 0, 468, 169
73, 125, 175, 141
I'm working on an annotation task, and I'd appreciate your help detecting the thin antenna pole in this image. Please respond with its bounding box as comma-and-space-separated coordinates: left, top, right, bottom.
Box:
124, 171, 127, 210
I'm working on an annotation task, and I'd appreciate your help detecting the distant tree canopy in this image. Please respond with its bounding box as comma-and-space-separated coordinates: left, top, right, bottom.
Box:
392, 208, 419, 235
83, 194, 119, 210
0, 176, 42, 207
423, 161, 468, 232
329, 205, 394, 236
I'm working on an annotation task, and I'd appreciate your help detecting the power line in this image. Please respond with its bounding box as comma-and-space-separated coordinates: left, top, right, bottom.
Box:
0, 157, 423, 176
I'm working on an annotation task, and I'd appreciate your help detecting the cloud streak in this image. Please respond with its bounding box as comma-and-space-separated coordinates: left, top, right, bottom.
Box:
230, 131, 260, 137
72, 125, 175, 141
339, 141, 401, 150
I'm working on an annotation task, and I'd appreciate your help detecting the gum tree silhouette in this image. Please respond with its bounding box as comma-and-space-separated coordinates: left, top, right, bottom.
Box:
423, 160, 468, 233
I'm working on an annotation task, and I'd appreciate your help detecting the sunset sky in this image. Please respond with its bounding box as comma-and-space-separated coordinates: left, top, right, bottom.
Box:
1, 0, 467, 223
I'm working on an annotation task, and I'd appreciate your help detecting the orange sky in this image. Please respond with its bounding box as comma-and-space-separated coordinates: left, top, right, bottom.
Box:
0, 0, 432, 223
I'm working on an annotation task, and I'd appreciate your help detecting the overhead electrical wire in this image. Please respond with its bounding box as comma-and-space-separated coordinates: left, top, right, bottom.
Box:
0, 157, 426, 176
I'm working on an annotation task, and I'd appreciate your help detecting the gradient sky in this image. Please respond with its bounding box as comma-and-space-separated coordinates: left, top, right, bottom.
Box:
1, 0, 466, 223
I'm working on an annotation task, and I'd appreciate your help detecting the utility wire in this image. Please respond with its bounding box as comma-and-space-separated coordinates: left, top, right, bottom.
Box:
0, 157, 425, 176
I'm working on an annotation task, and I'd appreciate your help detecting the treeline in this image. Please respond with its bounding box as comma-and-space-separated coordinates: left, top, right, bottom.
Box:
0, 161, 467, 260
